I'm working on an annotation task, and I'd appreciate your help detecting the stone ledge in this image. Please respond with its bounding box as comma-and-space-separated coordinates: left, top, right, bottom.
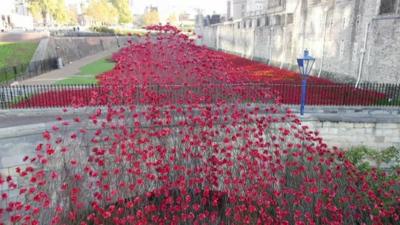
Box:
301, 114, 400, 123
1, 104, 399, 118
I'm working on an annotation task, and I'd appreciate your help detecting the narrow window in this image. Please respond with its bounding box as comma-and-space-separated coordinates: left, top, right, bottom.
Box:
275, 15, 281, 25
379, 0, 396, 14
286, 13, 294, 24
265, 16, 270, 26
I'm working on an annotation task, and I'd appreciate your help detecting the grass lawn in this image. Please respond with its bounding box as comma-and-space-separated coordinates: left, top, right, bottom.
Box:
0, 41, 39, 83
0, 42, 38, 68
55, 58, 115, 85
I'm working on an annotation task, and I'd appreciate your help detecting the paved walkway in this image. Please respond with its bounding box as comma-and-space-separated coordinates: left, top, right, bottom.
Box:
0, 32, 49, 42
19, 48, 118, 85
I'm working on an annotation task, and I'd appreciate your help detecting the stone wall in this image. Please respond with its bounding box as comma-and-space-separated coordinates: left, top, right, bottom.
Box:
31, 36, 135, 64
311, 121, 400, 149
196, 0, 400, 83
301, 114, 400, 149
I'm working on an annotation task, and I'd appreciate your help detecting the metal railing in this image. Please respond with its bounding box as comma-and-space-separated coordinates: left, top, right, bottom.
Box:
0, 58, 59, 84
0, 83, 399, 109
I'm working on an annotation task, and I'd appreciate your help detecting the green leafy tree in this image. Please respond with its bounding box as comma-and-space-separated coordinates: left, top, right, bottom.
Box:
52, 0, 70, 25
66, 7, 79, 25
167, 13, 177, 25
28, 1, 43, 22
27, 0, 70, 26
86, 0, 118, 25
110, 0, 133, 24
143, 10, 160, 26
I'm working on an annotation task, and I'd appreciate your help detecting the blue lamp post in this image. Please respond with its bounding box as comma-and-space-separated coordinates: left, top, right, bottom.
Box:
297, 49, 315, 115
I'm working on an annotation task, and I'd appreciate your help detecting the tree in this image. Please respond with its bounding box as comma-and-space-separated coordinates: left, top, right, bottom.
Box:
143, 10, 160, 26
28, 1, 43, 22
86, 0, 118, 25
66, 7, 79, 25
27, 0, 70, 26
52, 0, 70, 25
167, 13, 178, 25
110, 0, 133, 24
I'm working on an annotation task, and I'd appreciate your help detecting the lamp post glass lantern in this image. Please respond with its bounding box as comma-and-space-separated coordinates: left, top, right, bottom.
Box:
297, 49, 315, 115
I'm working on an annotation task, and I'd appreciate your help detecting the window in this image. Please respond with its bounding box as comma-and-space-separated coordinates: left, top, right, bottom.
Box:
356, 14, 361, 24
265, 16, 270, 26
309, 0, 321, 5
249, 20, 252, 28
286, 13, 293, 24
379, 0, 398, 14
268, 0, 284, 9
237, 22, 240, 29
257, 18, 261, 27
243, 21, 246, 28
274, 15, 281, 25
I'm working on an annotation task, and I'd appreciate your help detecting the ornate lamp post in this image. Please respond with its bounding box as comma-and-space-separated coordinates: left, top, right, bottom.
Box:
297, 49, 315, 116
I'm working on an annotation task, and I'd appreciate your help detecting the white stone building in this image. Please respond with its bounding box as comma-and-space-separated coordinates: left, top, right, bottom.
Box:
246, 0, 268, 16
0, 0, 33, 31
197, 0, 400, 83
229, 0, 269, 19
231, 0, 248, 19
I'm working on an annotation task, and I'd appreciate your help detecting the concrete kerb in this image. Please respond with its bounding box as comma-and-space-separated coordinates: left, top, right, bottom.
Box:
0, 107, 97, 139
1, 104, 400, 153
0, 122, 55, 139
286, 105, 400, 115
1, 105, 399, 116
1, 105, 400, 133
0, 106, 104, 117
300, 113, 400, 124
0, 104, 272, 139
288, 105, 400, 123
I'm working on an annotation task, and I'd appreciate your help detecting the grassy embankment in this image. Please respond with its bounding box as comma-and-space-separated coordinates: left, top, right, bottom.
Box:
55, 58, 115, 85
0, 41, 38, 83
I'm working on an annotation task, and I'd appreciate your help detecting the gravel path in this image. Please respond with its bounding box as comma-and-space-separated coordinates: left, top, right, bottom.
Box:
18, 49, 118, 85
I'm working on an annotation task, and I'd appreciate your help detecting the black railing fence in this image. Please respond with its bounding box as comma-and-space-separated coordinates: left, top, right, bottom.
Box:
0, 83, 399, 109
0, 58, 59, 84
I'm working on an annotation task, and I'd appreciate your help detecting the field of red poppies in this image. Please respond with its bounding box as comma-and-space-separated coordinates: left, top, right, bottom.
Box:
2, 25, 399, 225
10, 25, 388, 108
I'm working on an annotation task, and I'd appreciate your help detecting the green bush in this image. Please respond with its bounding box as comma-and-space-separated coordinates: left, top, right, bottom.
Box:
90, 26, 115, 34
89, 26, 146, 36
376, 97, 400, 106
345, 146, 400, 215
346, 146, 399, 168
346, 146, 400, 182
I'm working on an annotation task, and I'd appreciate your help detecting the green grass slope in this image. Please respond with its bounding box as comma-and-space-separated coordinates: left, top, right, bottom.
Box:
56, 58, 115, 85
0, 42, 38, 68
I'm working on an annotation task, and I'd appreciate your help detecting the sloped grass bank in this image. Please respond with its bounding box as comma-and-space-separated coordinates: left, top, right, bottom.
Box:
55, 58, 115, 85
0, 42, 38, 68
